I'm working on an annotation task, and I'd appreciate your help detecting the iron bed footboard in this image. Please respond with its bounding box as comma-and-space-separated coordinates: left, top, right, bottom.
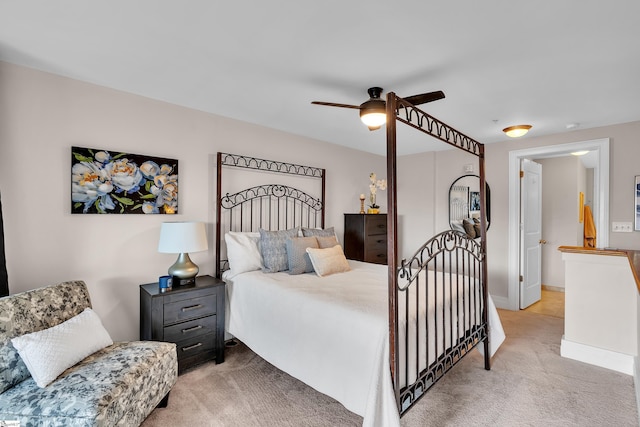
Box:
385, 93, 490, 416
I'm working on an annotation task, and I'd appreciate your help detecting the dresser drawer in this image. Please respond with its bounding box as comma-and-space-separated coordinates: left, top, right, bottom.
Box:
364, 236, 387, 264
163, 295, 216, 325
175, 332, 216, 362
365, 216, 387, 236
163, 315, 216, 342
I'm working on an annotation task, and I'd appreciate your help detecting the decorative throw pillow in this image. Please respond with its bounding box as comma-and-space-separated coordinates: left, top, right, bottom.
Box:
286, 236, 319, 275
462, 219, 476, 238
259, 227, 300, 273
301, 227, 335, 238
11, 308, 113, 388
306, 244, 351, 277
472, 218, 482, 237
316, 235, 339, 248
225, 231, 262, 278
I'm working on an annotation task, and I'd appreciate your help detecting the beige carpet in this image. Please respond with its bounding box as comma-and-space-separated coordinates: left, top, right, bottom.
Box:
142, 309, 638, 426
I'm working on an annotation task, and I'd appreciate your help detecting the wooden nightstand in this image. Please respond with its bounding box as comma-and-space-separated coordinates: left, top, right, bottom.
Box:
344, 213, 388, 265
140, 275, 225, 373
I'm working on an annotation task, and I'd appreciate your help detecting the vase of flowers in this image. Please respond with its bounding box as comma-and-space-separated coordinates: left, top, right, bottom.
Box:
367, 172, 387, 214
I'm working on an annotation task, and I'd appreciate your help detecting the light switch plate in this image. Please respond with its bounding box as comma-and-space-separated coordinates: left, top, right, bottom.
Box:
611, 222, 633, 232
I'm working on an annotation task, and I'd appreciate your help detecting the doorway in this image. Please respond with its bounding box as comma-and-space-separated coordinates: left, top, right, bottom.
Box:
506, 138, 610, 311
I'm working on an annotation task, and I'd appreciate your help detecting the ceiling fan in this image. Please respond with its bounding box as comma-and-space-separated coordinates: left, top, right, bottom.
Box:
311, 87, 445, 131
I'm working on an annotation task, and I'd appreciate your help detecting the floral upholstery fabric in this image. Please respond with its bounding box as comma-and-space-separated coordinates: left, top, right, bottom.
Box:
0, 341, 177, 427
0, 280, 92, 394
0, 281, 178, 427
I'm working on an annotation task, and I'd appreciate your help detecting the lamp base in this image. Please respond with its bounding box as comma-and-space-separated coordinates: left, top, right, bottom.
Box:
171, 276, 196, 287
167, 252, 199, 285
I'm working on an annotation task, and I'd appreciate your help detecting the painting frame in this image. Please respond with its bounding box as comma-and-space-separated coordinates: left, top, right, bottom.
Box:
469, 191, 481, 213
635, 176, 640, 231
71, 146, 179, 215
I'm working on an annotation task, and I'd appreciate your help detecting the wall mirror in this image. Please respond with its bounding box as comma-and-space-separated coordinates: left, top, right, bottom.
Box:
449, 174, 491, 238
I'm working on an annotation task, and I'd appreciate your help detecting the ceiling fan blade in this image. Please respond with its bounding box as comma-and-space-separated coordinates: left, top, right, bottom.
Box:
311, 101, 360, 109
403, 90, 445, 106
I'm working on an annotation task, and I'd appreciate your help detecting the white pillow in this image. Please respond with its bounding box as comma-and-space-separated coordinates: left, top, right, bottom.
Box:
11, 308, 113, 388
225, 231, 262, 278
306, 244, 351, 277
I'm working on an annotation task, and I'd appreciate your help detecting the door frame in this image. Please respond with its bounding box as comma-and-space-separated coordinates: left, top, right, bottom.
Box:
506, 138, 610, 311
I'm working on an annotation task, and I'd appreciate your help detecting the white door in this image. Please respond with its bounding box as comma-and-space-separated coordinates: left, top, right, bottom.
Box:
520, 159, 542, 309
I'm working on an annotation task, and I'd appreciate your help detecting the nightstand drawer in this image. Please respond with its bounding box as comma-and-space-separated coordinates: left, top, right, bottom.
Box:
365, 216, 387, 236
164, 315, 216, 342
164, 295, 217, 325
176, 332, 216, 361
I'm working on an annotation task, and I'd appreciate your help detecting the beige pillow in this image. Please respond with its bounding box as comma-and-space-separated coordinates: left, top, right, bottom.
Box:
316, 235, 339, 248
306, 245, 351, 277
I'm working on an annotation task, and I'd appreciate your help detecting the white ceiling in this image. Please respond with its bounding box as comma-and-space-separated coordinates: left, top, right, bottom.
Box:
1, 1, 639, 156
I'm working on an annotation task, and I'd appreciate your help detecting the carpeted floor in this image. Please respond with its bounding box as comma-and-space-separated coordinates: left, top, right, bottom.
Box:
141, 309, 638, 426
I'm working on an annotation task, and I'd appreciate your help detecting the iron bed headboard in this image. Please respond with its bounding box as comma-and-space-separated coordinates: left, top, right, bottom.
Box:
215, 152, 326, 278
385, 93, 490, 415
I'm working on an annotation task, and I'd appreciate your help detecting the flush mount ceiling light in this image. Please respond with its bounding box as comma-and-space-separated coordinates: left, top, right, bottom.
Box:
571, 150, 589, 156
503, 124, 532, 138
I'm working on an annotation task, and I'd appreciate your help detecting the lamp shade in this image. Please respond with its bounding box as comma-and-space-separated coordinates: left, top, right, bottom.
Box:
158, 222, 208, 254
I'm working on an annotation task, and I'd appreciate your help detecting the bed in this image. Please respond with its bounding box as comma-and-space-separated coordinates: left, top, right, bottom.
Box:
215, 94, 504, 426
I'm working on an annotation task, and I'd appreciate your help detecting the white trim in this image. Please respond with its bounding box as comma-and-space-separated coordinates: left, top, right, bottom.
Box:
635, 356, 640, 418
561, 335, 633, 375
507, 138, 610, 310
490, 294, 510, 310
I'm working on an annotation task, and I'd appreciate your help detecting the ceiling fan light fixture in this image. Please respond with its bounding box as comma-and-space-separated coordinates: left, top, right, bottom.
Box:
359, 98, 386, 130
503, 124, 532, 138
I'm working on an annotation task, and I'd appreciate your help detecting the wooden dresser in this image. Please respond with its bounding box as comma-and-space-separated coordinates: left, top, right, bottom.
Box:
344, 213, 387, 265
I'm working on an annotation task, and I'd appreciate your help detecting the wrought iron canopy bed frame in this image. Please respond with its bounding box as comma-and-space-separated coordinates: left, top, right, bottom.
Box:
385, 93, 490, 414
215, 93, 490, 419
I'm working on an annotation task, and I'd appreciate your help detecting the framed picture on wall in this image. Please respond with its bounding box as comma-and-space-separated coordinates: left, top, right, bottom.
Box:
469, 191, 481, 213
635, 176, 640, 231
71, 146, 178, 214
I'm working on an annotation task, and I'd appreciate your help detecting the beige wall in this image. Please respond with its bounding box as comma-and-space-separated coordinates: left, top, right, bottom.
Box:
423, 121, 640, 303
0, 61, 385, 340
2, 61, 639, 339
535, 156, 586, 289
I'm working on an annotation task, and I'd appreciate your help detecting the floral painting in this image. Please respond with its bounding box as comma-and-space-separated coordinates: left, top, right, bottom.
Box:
71, 146, 178, 214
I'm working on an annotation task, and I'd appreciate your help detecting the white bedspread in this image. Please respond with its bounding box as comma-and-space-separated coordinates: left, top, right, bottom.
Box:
224, 260, 505, 427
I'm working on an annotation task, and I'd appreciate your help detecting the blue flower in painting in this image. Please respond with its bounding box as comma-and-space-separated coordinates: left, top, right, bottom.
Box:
142, 201, 159, 214
105, 158, 144, 194
94, 151, 111, 164
140, 160, 160, 179
71, 161, 115, 213
150, 165, 178, 214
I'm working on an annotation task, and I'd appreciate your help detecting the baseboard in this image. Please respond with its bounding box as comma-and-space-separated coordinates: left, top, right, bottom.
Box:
635, 356, 640, 421
542, 284, 565, 292
561, 335, 634, 375
490, 294, 510, 310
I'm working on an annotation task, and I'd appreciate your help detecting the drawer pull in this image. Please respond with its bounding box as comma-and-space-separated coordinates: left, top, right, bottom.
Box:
181, 342, 203, 352
376, 240, 385, 244
181, 304, 203, 312
182, 325, 203, 333
377, 254, 385, 258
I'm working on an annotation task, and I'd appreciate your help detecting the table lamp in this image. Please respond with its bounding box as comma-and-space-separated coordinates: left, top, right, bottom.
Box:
158, 221, 208, 286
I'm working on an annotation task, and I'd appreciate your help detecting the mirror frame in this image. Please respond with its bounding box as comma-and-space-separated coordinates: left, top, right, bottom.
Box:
448, 174, 491, 234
